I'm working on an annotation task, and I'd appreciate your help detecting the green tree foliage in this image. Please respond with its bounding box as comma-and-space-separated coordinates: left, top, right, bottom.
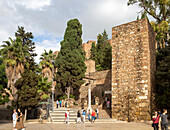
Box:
101, 44, 112, 70
15, 26, 38, 71
127, 0, 170, 48
15, 70, 40, 108
36, 77, 52, 100
155, 46, 170, 110
0, 37, 30, 67
55, 19, 86, 99
39, 49, 54, 70
90, 42, 96, 61
0, 58, 9, 105
95, 30, 112, 71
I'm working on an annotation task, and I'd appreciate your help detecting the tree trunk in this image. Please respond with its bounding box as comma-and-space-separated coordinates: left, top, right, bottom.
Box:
24, 108, 27, 121
67, 87, 70, 99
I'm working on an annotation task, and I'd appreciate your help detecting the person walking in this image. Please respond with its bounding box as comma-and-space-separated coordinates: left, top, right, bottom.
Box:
15, 108, 25, 130
81, 107, 84, 114
65, 110, 70, 124
12, 109, 17, 130
152, 111, 159, 130
159, 109, 168, 130
56, 100, 59, 108
96, 108, 99, 119
107, 100, 110, 109
59, 100, 62, 107
87, 109, 91, 121
82, 110, 86, 123
91, 110, 95, 123
77, 110, 81, 124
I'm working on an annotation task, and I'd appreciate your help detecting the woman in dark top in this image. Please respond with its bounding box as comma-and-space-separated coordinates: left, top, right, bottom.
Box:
77, 110, 81, 124
160, 109, 168, 130
15, 108, 24, 129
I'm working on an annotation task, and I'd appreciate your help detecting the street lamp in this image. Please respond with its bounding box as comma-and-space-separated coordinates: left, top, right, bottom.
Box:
52, 60, 54, 113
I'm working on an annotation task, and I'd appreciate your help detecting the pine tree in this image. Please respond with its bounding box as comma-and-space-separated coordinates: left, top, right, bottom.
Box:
15, 26, 38, 71
96, 34, 104, 66
90, 42, 96, 61
95, 30, 112, 71
101, 43, 112, 70
15, 70, 40, 120
55, 19, 86, 99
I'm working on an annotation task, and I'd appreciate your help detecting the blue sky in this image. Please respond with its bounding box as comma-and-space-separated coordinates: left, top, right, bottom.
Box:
0, 0, 153, 63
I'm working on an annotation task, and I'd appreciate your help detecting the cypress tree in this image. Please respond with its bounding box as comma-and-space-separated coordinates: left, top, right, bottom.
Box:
90, 42, 96, 61
55, 19, 86, 99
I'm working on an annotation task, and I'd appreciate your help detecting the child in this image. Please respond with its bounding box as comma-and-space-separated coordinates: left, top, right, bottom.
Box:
91, 110, 95, 123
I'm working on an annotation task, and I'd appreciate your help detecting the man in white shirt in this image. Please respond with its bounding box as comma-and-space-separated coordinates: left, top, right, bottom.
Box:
12, 109, 17, 130
65, 110, 70, 124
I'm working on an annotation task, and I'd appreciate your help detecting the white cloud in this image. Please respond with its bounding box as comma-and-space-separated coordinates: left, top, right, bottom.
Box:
35, 39, 60, 63
0, 0, 146, 63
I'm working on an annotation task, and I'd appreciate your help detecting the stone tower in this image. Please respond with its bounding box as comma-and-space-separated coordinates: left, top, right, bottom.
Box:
111, 18, 156, 121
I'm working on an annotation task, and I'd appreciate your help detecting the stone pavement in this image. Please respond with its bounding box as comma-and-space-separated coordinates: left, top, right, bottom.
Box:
0, 122, 156, 130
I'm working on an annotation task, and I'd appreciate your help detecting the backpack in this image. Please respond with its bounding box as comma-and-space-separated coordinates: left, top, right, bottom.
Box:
65, 113, 67, 117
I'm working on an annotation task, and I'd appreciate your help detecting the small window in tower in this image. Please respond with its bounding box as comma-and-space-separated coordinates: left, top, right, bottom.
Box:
137, 28, 140, 31
116, 34, 118, 37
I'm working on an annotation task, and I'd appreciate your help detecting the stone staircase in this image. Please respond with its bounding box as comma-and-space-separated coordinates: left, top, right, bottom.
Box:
49, 107, 125, 124
49, 107, 77, 123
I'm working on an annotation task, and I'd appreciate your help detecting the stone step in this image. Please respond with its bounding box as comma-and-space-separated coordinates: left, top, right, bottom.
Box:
50, 114, 77, 116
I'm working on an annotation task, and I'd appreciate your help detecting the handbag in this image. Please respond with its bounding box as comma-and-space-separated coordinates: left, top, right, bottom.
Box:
152, 116, 158, 127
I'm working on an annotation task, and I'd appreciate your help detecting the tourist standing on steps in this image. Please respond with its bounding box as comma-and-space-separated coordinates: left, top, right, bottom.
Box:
77, 110, 81, 124
88, 109, 91, 121
65, 110, 70, 124
56, 100, 59, 108
91, 110, 95, 123
81, 107, 84, 114
159, 109, 168, 130
59, 100, 62, 107
96, 108, 99, 119
12, 109, 17, 130
82, 110, 86, 123
152, 111, 159, 130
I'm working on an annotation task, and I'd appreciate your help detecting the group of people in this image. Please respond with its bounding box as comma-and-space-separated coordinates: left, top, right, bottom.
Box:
12, 108, 25, 130
65, 107, 99, 124
56, 100, 67, 108
152, 109, 168, 130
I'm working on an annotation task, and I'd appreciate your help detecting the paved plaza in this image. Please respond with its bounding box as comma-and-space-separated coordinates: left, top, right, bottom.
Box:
0, 122, 155, 130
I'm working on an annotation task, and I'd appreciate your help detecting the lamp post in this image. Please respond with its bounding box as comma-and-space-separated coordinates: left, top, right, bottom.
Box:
52, 60, 54, 113
88, 71, 92, 111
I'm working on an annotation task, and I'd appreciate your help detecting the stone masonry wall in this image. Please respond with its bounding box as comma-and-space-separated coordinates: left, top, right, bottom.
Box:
111, 18, 156, 121
85, 59, 95, 75
82, 40, 96, 59
79, 70, 111, 107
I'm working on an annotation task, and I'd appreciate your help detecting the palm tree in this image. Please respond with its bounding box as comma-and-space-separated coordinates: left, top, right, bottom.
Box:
0, 37, 30, 101
39, 50, 55, 82
36, 77, 52, 100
